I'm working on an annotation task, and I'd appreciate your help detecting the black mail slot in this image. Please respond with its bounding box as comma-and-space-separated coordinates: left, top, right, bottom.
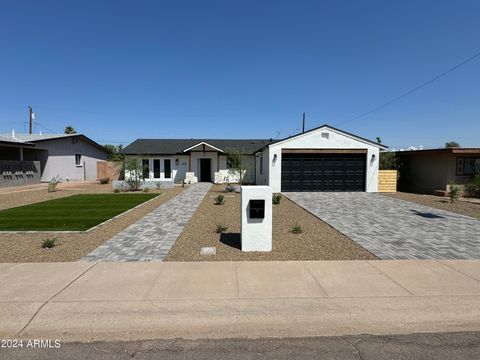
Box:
249, 199, 265, 219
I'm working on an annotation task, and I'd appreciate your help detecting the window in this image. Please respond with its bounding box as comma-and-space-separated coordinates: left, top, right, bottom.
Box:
227, 155, 234, 169
164, 159, 172, 179
321, 132, 329, 139
75, 154, 82, 165
227, 153, 240, 169
153, 159, 160, 179
142, 159, 150, 179
457, 157, 480, 175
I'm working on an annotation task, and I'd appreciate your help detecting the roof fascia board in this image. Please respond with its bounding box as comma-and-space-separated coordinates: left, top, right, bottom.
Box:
0, 140, 36, 147
183, 141, 224, 153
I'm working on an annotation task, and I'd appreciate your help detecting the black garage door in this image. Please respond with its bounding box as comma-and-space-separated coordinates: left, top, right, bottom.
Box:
281, 153, 366, 192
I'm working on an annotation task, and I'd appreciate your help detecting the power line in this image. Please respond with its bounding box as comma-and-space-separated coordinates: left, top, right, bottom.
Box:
338, 49, 480, 125
34, 122, 59, 134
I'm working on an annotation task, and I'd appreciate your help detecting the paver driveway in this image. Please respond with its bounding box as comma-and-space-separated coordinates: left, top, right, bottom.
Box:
284, 192, 480, 260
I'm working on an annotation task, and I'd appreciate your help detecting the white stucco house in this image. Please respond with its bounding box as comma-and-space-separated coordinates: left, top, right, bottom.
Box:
0, 132, 107, 183
122, 125, 387, 192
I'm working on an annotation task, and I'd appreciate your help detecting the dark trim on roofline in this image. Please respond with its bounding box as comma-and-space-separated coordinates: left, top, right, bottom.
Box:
122, 152, 259, 156
254, 124, 388, 153
0, 140, 36, 147
395, 148, 480, 155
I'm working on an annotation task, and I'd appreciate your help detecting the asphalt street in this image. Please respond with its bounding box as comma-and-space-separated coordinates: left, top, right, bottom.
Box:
1, 332, 480, 360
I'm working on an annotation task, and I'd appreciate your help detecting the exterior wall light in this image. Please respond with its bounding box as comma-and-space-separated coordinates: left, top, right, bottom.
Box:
371, 154, 376, 164
272, 154, 277, 164
175, 158, 179, 166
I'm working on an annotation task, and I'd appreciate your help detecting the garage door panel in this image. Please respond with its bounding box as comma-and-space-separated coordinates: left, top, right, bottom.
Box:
281, 153, 366, 192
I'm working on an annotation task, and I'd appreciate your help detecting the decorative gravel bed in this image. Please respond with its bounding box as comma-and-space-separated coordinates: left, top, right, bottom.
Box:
0, 186, 184, 262
382, 192, 480, 219
165, 185, 376, 261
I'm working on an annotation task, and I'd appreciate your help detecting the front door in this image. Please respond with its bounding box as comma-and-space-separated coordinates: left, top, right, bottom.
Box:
199, 158, 212, 182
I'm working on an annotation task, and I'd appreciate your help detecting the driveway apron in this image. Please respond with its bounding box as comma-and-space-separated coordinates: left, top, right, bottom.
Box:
284, 192, 480, 260
82, 183, 212, 261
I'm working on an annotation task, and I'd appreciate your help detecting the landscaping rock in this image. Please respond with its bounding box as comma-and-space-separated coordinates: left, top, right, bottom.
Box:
200, 247, 217, 256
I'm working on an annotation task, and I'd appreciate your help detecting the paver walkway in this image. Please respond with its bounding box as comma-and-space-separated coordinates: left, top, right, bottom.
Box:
285, 192, 480, 260
82, 182, 211, 261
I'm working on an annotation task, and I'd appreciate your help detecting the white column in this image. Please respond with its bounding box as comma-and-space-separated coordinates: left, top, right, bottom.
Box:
240, 186, 272, 252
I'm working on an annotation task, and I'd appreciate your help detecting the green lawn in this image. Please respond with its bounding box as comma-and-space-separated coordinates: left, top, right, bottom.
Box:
0, 193, 159, 231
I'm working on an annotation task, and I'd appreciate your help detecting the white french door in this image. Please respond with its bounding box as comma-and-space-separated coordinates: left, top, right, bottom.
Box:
152, 158, 172, 180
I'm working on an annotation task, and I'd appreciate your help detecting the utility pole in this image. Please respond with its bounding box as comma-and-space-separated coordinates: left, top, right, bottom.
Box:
302, 113, 306, 133
28, 106, 34, 134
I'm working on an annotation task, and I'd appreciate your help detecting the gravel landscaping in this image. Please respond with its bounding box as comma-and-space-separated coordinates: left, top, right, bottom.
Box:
382, 192, 480, 219
165, 185, 376, 261
0, 185, 184, 262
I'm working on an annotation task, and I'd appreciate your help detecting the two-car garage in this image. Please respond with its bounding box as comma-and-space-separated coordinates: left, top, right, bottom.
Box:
281, 150, 367, 192
258, 125, 386, 193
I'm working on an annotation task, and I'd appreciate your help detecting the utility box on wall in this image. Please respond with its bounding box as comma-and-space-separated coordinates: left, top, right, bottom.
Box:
240, 186, 272, 252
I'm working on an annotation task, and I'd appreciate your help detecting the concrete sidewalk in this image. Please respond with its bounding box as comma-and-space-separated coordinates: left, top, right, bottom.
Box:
1, 260, 480, 342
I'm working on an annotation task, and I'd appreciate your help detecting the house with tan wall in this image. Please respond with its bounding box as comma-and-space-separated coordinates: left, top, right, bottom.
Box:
396, 148, 480, 194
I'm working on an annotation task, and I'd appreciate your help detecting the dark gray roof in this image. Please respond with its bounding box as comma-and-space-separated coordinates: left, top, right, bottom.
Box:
0, 133, 107, 153
122, 139, 274, 155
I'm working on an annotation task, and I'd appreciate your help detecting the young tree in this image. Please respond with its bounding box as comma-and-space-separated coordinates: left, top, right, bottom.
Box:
376, 137, 382, 144
445, 141, 460, 148
226, 149, 247, 184
123, 158, 145, 191
64, 126, 77, 134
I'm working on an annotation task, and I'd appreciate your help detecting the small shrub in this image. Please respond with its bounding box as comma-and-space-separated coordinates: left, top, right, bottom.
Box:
99, 177, 110, 184
48, 175, 61, 192
272, 193, 282, 205
214, 194, 225, 205
465, 174, 480, 198
113, 188, 120, 193
448, 182, 460, 203
290, 224, 303, 234
216, 224, 228, 233
143, 187, 150, 193
42, 238, 56, 249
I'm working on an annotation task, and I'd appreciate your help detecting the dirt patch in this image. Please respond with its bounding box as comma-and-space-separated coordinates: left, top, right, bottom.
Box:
0, 186, 185, 263
382, 192, 480, 219
165, 185, 376, 261
0, 182, 114, 211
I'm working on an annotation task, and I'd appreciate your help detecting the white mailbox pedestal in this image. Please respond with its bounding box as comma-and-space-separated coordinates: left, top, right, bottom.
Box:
240, 186, 272, 252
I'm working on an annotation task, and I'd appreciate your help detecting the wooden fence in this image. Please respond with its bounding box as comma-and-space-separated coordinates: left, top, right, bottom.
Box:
97, 161, 122, 181
378, 170, 397, 192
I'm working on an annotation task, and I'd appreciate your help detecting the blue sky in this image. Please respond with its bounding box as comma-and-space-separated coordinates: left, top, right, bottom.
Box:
1, 0, 479, 148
